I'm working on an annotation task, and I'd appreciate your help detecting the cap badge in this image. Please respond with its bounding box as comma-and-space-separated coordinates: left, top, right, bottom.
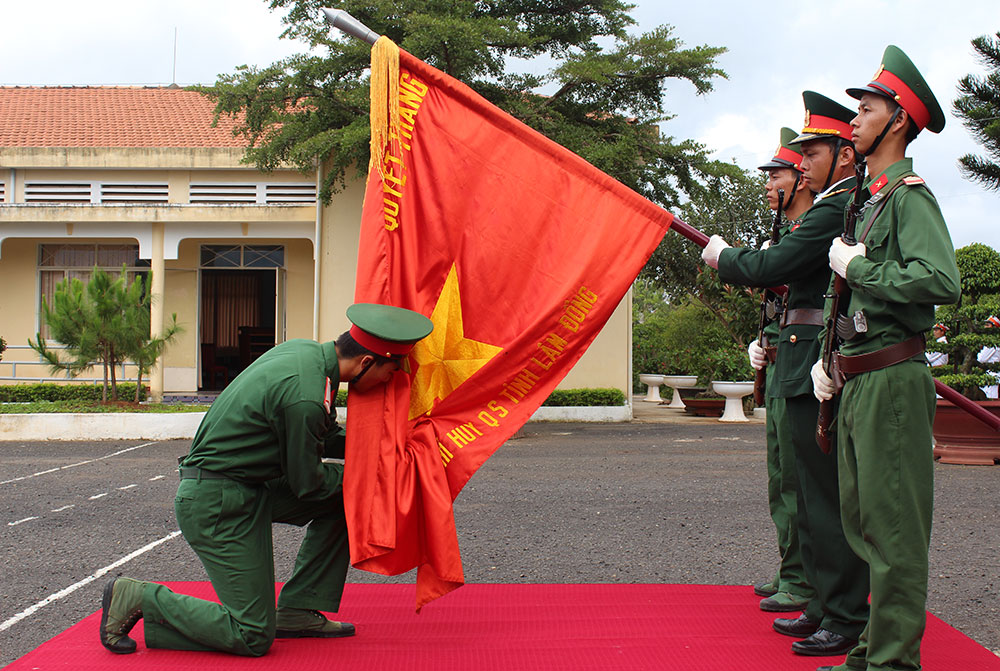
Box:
803, 110, 811, 127
873, 64, 885, 80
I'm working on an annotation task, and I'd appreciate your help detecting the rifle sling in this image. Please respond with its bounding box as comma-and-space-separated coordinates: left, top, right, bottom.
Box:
858, 176, 927, 243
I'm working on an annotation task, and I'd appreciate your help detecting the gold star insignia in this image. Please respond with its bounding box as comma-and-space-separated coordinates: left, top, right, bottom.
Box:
408, 263, 503, 419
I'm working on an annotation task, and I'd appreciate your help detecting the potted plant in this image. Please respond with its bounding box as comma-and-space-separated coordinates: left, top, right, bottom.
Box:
928, 243, 1000, 464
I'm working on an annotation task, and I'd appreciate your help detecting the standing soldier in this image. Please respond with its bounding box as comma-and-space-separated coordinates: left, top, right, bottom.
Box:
812, 45, 961, 671
739, 127, 815, 610
99, 303, 434, 657
703, 92, 870, 659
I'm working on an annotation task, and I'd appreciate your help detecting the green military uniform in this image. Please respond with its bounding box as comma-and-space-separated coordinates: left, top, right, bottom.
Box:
760, 240, 811, 598
143, 338, 350, 655
753, 130, 810, 601
125, 303, 433, 657
721, 98, 870, 642
829, 47, 961, 671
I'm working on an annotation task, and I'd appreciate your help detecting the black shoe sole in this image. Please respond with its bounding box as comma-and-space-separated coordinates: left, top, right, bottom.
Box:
275, 628, 356, 639
99, 578, 137, 654
791, 639, 857, 656
773, 625, 820, 638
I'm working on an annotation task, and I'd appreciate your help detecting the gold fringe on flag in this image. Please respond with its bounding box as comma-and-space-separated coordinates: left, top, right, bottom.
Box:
369, 36, 400, 178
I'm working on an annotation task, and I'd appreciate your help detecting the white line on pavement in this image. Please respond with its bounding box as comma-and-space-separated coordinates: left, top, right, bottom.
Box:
117, 484, 138, 490
0, 530, 182, 633
7, 517, 39, 527
149, 475, 166, 481
0, 441, 160, 486
51, 505, 75, 513
88, 493, 108, 500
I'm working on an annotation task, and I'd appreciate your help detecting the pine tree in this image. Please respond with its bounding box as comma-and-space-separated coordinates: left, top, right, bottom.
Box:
29, 268, 181, 402
954, 31, 1000, 191
195, 0, 737, 209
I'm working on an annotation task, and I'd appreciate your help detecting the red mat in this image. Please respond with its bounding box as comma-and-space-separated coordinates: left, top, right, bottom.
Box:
6, 583, 997, 670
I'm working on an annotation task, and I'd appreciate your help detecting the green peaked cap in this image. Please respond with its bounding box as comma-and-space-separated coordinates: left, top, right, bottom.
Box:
846, 44, 945, 134
346, 303, 433, 359
790, 91, 856, 145
759, 127, 804, 171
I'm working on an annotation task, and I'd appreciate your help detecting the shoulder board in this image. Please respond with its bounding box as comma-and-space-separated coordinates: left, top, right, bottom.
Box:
902, 176, 925, 186
817, 187, 849, 201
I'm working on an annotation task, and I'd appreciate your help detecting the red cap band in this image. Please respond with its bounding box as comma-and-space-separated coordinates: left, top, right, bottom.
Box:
872, 69, 930, 131
350, 324, 414, 356
802, 114, 853, 139
773, 146, 803, 169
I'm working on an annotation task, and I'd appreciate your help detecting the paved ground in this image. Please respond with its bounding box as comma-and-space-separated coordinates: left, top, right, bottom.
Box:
1, 402, 997, 667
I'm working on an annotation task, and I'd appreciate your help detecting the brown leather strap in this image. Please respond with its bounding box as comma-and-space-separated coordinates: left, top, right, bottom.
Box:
764, 346, 778, 364
781, 308, 824, 328
835, 335, 925, 377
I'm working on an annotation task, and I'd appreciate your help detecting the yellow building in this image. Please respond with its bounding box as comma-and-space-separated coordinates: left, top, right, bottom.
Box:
0, 87, 631, 403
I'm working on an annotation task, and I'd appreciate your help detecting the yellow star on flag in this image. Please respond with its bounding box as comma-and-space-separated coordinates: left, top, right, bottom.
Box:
409, 263, 503, 419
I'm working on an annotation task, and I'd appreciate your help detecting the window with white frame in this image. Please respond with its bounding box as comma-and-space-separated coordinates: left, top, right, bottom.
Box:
37, 243, 150, 338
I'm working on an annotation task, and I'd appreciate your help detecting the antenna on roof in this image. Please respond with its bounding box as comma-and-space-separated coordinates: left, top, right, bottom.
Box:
171, 27, 178, 86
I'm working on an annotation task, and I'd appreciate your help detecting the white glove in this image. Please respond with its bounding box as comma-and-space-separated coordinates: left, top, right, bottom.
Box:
829, 237, 866, 278
811, 359, 836, 402
701, 235, 731, 269
760, 239, 771, 251
748, 339, 767, 371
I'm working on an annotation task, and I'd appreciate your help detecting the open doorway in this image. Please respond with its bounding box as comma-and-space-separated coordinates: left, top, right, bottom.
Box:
198, 244, 286, 390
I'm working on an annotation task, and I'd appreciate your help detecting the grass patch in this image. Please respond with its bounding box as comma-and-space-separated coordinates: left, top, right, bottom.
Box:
0, 401, 209, 414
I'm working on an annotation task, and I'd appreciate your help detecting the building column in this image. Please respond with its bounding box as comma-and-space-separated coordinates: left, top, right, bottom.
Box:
150, 222, 165, 403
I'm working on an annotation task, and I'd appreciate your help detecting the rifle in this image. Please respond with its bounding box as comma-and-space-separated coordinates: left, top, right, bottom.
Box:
816, 158, 867, 453
753, 189, 785, 406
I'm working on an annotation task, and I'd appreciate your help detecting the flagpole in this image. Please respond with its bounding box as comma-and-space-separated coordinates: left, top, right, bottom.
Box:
322, 8, 380, 45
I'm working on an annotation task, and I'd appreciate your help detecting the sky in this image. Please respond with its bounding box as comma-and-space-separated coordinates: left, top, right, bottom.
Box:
1, 0, 998, 250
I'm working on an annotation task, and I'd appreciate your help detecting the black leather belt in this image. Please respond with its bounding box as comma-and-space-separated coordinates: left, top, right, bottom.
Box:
178, 466, 230, 480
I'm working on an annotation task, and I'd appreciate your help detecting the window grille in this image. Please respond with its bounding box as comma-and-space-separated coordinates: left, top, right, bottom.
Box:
191, 182, 316, 204
99, 183, 168, 203
24, 182, 168, 203
189, 183, 258, 204
25, 182, 93, 203
265, 183, 316, 203
200, 244, 284, 269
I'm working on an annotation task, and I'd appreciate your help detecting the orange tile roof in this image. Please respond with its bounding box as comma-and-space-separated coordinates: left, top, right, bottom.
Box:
0, 87, 248, 148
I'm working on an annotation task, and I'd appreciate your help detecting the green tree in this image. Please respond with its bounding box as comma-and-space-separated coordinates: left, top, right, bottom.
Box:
29, 268, 181, 402
641, 168, 771, 349
929, 243, 1000, 398
197, 0, 735, 208
954, 31, 1000, 191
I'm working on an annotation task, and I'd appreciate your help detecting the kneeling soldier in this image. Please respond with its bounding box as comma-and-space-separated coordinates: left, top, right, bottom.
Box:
100, 303, 433, 656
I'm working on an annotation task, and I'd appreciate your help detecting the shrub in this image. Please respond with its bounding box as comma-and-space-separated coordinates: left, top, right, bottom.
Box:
929, 243, 1000, 398
0, 382, 148, 403
541, 388, 626, 407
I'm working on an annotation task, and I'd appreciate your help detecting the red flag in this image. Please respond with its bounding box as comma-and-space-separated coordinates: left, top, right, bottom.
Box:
346, 40, 673, 610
